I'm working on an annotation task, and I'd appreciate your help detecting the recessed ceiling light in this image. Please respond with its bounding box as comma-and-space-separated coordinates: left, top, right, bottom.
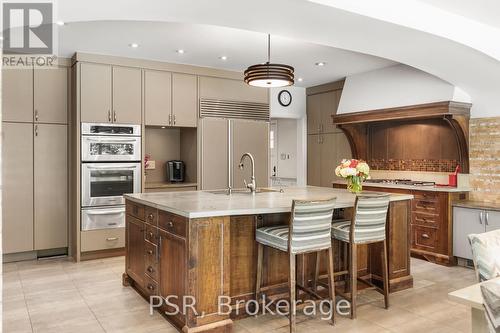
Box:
315, 62, 326, 66
298, 78, 303, 82
56, 21, 65, 26
219, 56, 228, 61
129, 43, 139, 48
176, 49, 185, 54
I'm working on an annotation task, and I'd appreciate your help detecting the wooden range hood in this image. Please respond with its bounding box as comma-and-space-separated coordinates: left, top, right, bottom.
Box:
332, 101, 472, 173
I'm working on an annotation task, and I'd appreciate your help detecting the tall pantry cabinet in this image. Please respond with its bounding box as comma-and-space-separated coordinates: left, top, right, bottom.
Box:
306, 81, 352, 187
2, 65, 69, 255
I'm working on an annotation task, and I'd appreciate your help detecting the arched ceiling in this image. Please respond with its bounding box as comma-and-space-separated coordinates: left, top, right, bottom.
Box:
55, 0, 500, 117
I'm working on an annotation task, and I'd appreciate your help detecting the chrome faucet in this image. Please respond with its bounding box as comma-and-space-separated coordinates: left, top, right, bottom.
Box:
239, 152, 256, 193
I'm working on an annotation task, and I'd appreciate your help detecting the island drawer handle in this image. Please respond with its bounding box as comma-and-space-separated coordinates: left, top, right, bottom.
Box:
149, 231, 154, 238
148, 213, 154, 220
147, 266, 154, 273
147, 284, 155, 291
167, 221, 173, 228
421, 234, 430, 239
106, 237, 118, 241
147, 250, 153, 255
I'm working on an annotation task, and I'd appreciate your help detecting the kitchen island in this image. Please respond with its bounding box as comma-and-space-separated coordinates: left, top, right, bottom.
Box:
123, 187, 414, 333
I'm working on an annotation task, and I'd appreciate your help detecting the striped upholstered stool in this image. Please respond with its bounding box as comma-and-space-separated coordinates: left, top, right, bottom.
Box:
325, 193, 390, 319
255, 198, 337, 333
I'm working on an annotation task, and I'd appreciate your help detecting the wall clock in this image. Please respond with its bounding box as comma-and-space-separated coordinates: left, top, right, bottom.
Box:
278, 90, 292, 107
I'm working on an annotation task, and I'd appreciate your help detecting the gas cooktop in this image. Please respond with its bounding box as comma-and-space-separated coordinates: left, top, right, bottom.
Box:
366, 179, 436, 186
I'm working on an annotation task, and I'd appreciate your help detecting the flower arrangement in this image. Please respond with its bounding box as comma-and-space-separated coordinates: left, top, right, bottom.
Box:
335, 159, 370, 193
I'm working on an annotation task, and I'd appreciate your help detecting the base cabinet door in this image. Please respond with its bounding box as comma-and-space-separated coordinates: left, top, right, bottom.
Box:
126, 217, 145, 285
159, 230, 186, 325
34, 124, 68, 250
485, 210, 500, 232
453, 207, 484, 260
2, 123, 34, 253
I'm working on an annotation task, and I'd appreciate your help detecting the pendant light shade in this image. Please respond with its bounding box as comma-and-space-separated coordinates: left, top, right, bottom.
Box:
244, 35, 294, 88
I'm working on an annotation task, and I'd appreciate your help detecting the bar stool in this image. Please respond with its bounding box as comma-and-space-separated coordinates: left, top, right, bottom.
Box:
255, 198, 337, 333
327, 193, 390, 319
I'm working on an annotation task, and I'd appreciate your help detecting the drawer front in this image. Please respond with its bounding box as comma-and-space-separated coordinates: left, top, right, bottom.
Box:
81, 228, 125, 252
145, 224, 159, 245
159, 211, 187, 237
145, 261, 159, 281
144, 241, 159, 280
412, 226, 437, 251
412, 191, 439, 201
144, 275, 158, 297
412, 199, 440, 214
126, 201, 145, 221
145, 207, 158, 226
412, 212, 439, 228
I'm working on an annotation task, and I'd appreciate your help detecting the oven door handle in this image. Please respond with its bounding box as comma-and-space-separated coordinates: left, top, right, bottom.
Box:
87, 165, 139, 170
85, 209, 124, 215
84, 137, 139, 143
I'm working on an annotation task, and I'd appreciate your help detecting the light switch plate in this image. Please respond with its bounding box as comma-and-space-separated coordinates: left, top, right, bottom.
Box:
146, 160, 156, 170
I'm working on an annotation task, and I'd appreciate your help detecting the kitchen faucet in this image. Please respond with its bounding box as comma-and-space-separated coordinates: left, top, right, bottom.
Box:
239, 152, 256, 193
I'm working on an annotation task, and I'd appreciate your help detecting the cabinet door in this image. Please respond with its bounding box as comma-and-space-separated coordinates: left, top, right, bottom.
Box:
112, 66, 142, 124
320, 90, 340, 134
144, 70, 172, 126
307, 94, 321, 134
126, 217, 145, 285
2, 67, 33, 122
335, 132, 352, 165
2, 123, 34, 253
159, 230, 186, 324
307, 134, 321, 186
453, 207, 485, 260
80, 63, 112, 123
34, 124, 68, 250
486, 210, 500, 232
201, 118, 228, 190
320, 133, 336, 187
34, 67, 68, 124
172, 73, 197, 127
232, 119, 269, 189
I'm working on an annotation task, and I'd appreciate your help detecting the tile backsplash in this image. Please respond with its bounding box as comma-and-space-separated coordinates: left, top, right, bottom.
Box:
469, 117, 500, 203
368, 158, 459, 173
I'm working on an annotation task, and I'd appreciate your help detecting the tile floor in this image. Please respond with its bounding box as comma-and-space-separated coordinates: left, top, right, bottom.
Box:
2, 256, 477, 333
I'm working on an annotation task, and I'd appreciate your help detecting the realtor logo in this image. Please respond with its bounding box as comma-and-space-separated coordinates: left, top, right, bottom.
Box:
3, 2, 53, 54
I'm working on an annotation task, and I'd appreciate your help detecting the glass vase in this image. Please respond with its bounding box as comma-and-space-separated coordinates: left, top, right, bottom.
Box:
347, 176, 363, 194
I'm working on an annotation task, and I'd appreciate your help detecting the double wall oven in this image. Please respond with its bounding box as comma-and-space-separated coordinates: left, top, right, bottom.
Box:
81, 123, 141, 231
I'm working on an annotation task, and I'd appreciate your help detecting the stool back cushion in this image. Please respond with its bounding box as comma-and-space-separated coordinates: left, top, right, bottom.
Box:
468, 230, 500, 282
290, 198, 336, 254
353, 194, 390, 243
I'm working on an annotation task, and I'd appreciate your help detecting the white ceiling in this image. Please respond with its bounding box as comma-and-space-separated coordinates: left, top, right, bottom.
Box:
57, 20, 395, 87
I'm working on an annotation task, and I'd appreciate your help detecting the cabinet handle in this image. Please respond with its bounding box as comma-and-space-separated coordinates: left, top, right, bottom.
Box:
173, 114, 176, 125
147, 284, 155, 291
147, 250, 153, 255
149, 231, 154, 238
147, 266, 154, 273
113, 111, 117, 122
479, 211, 484, 225
169, 114, 172, 126
167, 221, 173, 228
35, 110, 39, 121
108, 110, 111, 122
485, 212, 489, 226
148, 213, 154, 221
421, 234, 430, 239
106, 237, 118, 241
158, 236, 162, 261
320, 124, 323, 132
34, 125, 38, 137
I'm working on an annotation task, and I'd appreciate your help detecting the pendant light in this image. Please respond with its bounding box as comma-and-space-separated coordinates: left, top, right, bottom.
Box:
244, 34, 294, 88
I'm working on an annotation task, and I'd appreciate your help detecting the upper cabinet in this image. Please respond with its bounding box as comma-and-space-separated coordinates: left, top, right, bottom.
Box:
34, 67, 68, 124
172, 73, 197, 127
199, 76, 268, 103
112, 66, 142, 124
2, 67, 33, 122
80, 63, 141, 124
144, 70, 172, 126
307, 89, 341, 134
144, 71, 197, 127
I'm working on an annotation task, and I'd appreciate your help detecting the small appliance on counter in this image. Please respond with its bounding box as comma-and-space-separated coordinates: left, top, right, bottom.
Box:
167, 160, 185, 182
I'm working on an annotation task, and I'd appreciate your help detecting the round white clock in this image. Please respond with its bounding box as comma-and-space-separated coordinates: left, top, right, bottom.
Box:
278, 90, 292, 107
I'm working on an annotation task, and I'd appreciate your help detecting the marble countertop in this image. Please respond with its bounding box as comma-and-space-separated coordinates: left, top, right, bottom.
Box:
333, 180, 471, 193
449, 277, 500, 309
452, 200, 500, 212
125, 186, 414, 218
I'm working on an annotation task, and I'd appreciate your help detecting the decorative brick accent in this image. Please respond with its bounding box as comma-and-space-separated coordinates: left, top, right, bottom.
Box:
469, 117, 500, 203
368, 159, 459, 173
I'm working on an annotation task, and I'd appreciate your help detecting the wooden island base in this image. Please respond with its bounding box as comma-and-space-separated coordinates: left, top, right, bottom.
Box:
123, 197, 413, 333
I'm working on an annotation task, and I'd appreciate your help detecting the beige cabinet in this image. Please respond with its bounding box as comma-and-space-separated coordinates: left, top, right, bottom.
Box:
307, 132, 352, 187
2, 67, 34, 122
112, 66, 142, 124
34, 124, 68, 250
80, 63, 141, 124
81, 63, 112, 123
144, 70, 172, 126
34, 67, 68, 124
199, 76, 268, 103
201, 118, 228, 190
232, 119, 269, 189
2, 122, 34, 254
307, 90, 341, 134
172, 73, 197, 127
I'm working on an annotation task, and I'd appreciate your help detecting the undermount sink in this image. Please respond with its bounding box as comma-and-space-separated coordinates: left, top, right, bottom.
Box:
206, 188, 284, 195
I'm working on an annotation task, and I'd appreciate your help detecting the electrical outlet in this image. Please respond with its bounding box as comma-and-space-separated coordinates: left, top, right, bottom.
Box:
146, 160, 156, 170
